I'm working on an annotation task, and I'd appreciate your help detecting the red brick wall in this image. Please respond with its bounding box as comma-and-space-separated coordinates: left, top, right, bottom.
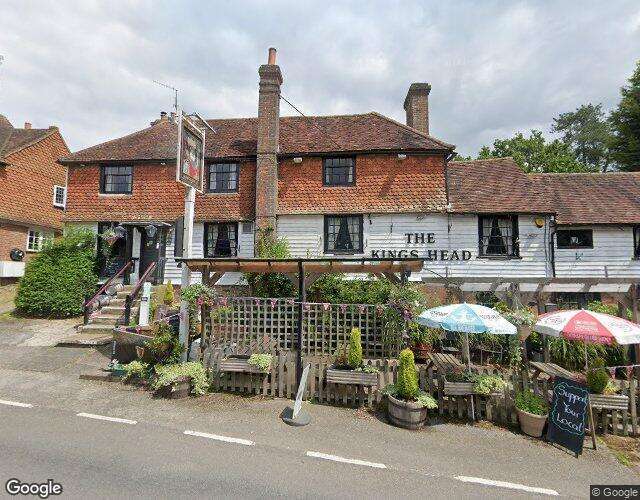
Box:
0, 131, 69, 229
277, 153, 448, 214
0, 222, 52, 262
65, 161, 256, 222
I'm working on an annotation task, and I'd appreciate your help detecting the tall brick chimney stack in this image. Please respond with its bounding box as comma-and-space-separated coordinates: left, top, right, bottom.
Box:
255, 47, 283, 237
403, 83, 431, 135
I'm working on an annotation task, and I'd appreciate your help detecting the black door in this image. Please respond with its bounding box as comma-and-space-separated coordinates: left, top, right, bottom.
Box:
139, 228, 163, 284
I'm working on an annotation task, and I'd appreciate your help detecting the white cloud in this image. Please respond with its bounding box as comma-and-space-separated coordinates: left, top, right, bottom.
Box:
0, 0, 637, 157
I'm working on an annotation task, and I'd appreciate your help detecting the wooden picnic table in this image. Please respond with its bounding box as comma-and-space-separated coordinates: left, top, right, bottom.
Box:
529, 361, 578, 381
425, 352, 466, 373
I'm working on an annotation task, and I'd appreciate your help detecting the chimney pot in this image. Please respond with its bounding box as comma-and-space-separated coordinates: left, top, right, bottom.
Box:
160, 111, 167, 119
404, 83, 431, 135
268, 47, 277, 65
24, 122, 32, 129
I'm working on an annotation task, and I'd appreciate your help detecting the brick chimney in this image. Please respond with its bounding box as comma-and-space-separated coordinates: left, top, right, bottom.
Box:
255, 47, 283, 236
403, 83, 431, 135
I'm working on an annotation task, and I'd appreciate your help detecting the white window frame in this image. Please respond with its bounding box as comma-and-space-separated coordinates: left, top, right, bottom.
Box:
26, 229, 46, 252
53, 185, 67, 208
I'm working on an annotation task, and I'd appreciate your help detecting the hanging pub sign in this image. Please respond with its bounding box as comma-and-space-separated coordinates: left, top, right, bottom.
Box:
546, 376, 589, 456
176, 113, 205, 192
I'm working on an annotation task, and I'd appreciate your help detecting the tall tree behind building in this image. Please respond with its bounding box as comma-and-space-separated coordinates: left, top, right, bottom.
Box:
551, 103, 612, 172
477, 130, 594, 173
609, 61, 640, 171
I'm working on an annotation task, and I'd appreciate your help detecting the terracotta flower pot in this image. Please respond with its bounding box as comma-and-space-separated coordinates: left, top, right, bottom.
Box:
517, 409, 547, 437
411, 342, 432, 361
387, 394, 428, 430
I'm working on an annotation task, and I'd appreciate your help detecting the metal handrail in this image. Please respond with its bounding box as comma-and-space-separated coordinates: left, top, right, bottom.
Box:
124, 261, 157, 326
83, 259, 134, 324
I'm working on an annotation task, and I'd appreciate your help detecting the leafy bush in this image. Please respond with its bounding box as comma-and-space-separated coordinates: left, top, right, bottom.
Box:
348, 327, 363, 369
15, 228, 97, 317
248, 353, 273, 371
410, 326, 441, 346
244, 233, 295, 298
445, 369, 476, 383
163, 280, 174, 305
586, 358, 610, 394
333, 343, 349, 368
180, 283, 217, 336
144, 321, 184, 365
381, 384, 437, 409
123, 361, 149, 381
307, 274, 394, 304
515, 391, 548, 416
396, 348, 419, 399
473, 374, 507, 396
549, 339, 627, 370
152, 362, 209, 395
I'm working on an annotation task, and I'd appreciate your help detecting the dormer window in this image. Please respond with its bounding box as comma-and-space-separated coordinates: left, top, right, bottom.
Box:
208, 163, 238, 193
323, 157, 355, 186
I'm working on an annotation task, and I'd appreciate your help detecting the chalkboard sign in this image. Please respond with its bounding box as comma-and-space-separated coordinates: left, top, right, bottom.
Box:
547, 376, 589, 456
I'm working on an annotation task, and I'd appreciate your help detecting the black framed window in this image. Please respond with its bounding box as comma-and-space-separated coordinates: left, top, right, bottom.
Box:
478, 215, 519, 257
204, 222, 238, 257
634, 226, 640, 259
208, 163, 238, 192
323, 157, 355, 186
324, 215, 363, 254
556, 229, 593, 249
100, 165, 132, 194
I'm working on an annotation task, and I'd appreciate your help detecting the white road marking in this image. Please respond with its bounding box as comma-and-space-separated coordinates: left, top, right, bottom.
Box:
306, 451, 387, 469
184, 430, 255, 446
0, 399, 33, 408
76, 413, 137, 425
455, 475, 559, 496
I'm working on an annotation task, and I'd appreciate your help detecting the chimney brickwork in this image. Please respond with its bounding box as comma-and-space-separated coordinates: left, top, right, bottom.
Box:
255, 49, 283, 237
404, 83, 431, 135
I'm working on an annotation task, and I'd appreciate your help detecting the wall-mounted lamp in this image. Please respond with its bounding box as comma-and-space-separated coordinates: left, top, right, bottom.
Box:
397, 153, 407, 160
293, 157, 303, 164
534, 217, 545, 228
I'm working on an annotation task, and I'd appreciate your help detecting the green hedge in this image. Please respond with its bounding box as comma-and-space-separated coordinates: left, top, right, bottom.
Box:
15, 229, 98, 318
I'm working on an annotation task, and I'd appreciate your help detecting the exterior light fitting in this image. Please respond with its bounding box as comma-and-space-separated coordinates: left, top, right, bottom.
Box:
397, 153, 407, 160
534, 217, 545, 228
293, 157, 303, 164
145, 224, 157, 238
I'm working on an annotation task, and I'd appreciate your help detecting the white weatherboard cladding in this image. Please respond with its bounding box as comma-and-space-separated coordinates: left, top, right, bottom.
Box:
277, 213, 553, 279
554, 225, 640, 278
163, 222, 253, 285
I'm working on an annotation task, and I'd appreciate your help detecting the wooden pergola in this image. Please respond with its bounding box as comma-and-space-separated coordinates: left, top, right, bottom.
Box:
176, 257, 425, 381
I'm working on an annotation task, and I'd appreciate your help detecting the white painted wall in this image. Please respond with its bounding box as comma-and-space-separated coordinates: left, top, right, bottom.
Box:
277, 213, 553, 279
554, 225, 640, 278
0, 261, 25, 278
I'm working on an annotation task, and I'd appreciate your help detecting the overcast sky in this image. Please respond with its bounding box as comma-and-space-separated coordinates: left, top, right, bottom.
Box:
1, 1, 638, 156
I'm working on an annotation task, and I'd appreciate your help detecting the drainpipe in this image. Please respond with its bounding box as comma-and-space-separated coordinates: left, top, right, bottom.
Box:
549, 218, 557, 278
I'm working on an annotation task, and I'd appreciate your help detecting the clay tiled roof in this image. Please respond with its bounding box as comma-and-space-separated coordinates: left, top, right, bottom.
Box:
59, 112, 453, 164
447, 158, 553, 214
0, 115, 57, 161
532, 172, 640, 225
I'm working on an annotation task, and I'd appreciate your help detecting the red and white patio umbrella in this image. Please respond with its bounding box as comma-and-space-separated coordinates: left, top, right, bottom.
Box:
534, 309, 640, 346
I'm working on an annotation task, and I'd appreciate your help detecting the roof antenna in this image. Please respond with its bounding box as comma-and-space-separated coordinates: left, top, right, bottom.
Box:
152, 79, 179, 112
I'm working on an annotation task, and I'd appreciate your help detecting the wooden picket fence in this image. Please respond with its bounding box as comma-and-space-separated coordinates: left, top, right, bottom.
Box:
201, 345, 640, 436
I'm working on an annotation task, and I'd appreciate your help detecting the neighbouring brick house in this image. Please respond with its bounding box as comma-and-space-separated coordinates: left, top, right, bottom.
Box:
59, 48, 640, 293
0, 115, 69, 282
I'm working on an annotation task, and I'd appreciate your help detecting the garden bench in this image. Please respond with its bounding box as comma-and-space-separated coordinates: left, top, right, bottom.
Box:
425, 353, 466, 374
529, 361, 578, 381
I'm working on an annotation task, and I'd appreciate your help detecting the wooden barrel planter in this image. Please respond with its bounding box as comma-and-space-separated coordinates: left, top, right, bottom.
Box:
387, 394, 428, 429
325, 367, 378, 386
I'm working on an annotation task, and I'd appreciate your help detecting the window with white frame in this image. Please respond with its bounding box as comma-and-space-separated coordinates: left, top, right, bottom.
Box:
324, 215, 363, 254
204, 222, 238, 257
53, 185, 66, 208
27, 229, 47, 252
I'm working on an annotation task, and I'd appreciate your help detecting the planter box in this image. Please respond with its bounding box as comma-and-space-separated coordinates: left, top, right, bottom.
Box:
443, 381, 475, 396
155, 376, 191, 399
326, 367, 378, 386
219, 357, 269, 374
387, 394, 428, 429
589, 394, 629, 411
517, 409, 547, 438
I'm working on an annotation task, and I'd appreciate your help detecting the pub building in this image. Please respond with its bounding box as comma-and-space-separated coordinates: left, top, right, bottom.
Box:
59, 49, 640, 302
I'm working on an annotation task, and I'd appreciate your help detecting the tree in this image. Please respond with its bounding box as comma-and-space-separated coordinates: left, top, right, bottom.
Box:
551, 103, 612, 172
477, 130, 595, 173
609, 60, 640, 171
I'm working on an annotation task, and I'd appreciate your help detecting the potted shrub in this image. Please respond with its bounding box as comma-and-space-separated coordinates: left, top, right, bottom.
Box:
515, 390, 548, 437
586, 358, 629, 409
326, 328, 379, 386
384, 349, 437, 429
151, 362, 209, 399
122, 360, 150, 385
220, 352, 273, 374
409, 326, 439, 362
138, 321, 183, 365
472, 374, 507, 397
163, 281, 175, 306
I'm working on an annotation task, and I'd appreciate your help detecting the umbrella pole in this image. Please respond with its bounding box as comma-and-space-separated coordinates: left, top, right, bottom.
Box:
465, 332, 475, 420
584, 343, 589, 371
